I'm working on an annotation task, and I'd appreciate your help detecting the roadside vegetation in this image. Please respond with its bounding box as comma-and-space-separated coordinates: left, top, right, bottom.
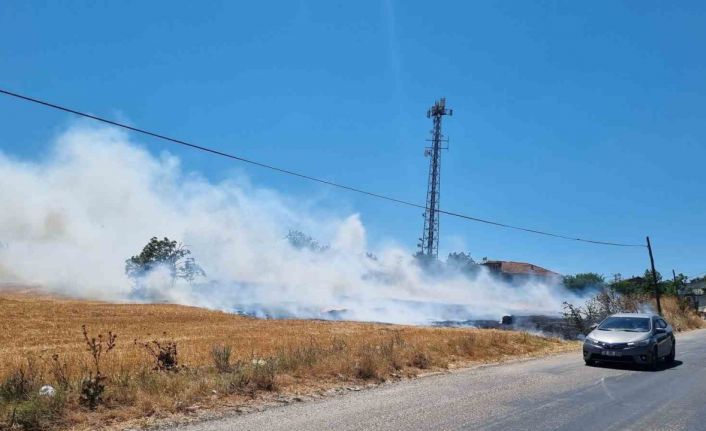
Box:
0, 289, 574, 430
561, 270, 705, 334
562, 270, 699, 298
562, 288, 704, 334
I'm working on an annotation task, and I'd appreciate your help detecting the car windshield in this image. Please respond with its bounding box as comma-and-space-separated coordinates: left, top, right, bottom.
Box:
598, 317, 651, 332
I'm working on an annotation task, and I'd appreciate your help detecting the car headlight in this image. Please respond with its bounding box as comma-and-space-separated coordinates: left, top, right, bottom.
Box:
585, 336, 599, 345
627, 338, 651, 347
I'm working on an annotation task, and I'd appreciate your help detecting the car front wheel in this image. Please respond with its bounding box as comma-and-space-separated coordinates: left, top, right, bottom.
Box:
666, 340, 675, 364
649, 346, 659, 371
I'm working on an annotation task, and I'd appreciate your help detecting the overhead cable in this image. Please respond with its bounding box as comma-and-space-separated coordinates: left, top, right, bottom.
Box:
0, 88, 645, 248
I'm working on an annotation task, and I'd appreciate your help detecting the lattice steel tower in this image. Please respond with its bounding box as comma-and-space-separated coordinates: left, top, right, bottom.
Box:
419, 97, 452, 258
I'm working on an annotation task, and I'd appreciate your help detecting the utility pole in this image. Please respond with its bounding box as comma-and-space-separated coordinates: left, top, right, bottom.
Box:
418, 97, 452, 259
672, 269, 679, 297
646, 236, 662, 316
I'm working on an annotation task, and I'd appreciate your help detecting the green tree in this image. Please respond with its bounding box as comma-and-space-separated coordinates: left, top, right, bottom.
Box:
610, 269, 666, 296
179, 257, 206, 285
286, 230, 329, 252
446, 252, 479, 273
644, 269, 663, 284
660, 272, 688, 296
125, 237, 204, 285
562, 273, 606, 293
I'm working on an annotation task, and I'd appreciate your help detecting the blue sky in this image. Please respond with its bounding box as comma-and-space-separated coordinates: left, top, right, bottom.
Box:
1, 1, 705, 278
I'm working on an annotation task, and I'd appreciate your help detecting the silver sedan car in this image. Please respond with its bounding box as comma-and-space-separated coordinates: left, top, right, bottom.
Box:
583, 313, 675, 369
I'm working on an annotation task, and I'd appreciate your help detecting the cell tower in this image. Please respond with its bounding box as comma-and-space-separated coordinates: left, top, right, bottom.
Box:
419, 97, 452, 258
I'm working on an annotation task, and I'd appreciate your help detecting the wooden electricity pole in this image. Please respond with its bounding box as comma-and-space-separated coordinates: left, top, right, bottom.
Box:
646, 236, 662, 316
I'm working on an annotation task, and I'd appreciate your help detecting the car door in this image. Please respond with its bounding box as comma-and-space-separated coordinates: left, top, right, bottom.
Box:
654, 318, 670, 356
658, 318, 674, 356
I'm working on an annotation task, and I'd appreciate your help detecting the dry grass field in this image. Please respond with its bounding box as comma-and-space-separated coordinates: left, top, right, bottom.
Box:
0, 287, 577, 430
656, 296, 705, 332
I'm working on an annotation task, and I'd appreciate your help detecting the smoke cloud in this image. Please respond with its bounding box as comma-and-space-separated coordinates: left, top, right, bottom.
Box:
0, 125, 584, 324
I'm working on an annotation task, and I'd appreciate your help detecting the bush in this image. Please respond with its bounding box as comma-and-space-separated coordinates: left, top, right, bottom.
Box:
379, 337, 403, 371
214, 358, 278, 396
217, 364, 250, 395
0, 367, 36, 403
136, 334, 179, 371
14, 399, 51, 431
49, 354, 70, 391
410, 351, 431, 369
275, 337, 350, 374
79, 325, 117, 410
211, 345, 232, 373
455, 333, 477, 356
276, 343, 321, 372
249, 358, 278, 391
12, 392, 65, 431
355, 347, 380, 380
563, 288, 643, 334
79, 374, 106, 411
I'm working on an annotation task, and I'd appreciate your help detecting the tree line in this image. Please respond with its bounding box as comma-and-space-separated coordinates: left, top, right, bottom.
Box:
123, 232, 702, 296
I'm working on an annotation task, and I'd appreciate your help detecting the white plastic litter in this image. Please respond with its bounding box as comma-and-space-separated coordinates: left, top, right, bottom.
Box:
39, 385, 56, 397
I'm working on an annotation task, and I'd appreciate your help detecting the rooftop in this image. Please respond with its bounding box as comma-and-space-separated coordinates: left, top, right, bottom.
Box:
481, 260, 560, 277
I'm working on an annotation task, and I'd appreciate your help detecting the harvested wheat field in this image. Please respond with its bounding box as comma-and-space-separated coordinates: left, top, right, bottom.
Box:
0, 287, 577, 430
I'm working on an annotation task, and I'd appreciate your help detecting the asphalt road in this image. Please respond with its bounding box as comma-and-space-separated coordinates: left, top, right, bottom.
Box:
176, 329, 706, 431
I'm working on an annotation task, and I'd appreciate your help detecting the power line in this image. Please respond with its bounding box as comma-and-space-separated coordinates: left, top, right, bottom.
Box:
0, 87, 645, 248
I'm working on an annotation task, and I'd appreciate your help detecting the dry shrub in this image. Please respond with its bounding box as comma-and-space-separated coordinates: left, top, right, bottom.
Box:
0, 367, 66, 431
12, 394, 66, 431
135, 334, 179, 372
378, 338, 403, 372
0, 358, 67, 430
0, 365, 37, 403
213, 358, 279, 397
79, 325, 117, 410
276, 336, 351, 374
211, 345, 232, 373
489, 331, 510, 347
48, 355, 70, 391
659, 296, 705, 332
410, 351, 431, 369
563, 289, 644, 334
217, 365, 250, 395
355, 347, 380, 380
276, 341, 324, 373
249, 358, 278, 391
353, 335, 408, 380
564, 288, 705, 335
454, 332, 477, 356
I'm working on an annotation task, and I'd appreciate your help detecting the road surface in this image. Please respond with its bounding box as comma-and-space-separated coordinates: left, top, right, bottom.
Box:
175, 329, 706, 431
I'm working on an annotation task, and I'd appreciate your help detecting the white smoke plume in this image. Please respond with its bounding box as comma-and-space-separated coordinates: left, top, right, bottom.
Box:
0, 124, 585, 324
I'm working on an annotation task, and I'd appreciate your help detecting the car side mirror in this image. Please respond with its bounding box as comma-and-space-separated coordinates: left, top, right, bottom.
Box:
588, 323, 598, 331
655, 327, 666, 334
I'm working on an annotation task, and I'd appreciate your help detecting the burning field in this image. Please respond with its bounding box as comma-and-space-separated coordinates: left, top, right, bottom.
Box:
0, 124, 588, 327
0, 288, 577, 430
0, 119, 590, 430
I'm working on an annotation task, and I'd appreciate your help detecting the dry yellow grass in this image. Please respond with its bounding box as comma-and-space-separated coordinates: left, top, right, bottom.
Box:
655, 296, 705, 332
0, 288, 576, 430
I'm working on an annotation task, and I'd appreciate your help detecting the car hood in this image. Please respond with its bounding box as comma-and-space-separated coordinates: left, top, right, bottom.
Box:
588, 330, 651, 344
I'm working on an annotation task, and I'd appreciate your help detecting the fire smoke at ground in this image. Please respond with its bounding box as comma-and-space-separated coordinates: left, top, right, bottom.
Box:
0, 124, 586, 325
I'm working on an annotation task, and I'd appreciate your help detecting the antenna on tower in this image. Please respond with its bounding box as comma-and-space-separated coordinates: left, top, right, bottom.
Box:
419, 97, 452, 259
